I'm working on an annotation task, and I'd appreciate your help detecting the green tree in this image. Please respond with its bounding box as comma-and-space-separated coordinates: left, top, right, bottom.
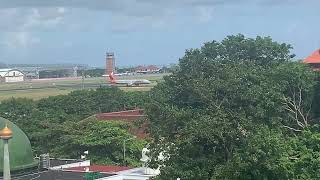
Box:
0, 86, 149, 157
58, 117, 147, 166
146, 34, 317, 179
81, 68, 105, 77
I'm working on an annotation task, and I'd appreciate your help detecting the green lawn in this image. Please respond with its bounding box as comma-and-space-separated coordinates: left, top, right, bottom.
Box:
0, 88, 72, 101
0, 73, 167, 101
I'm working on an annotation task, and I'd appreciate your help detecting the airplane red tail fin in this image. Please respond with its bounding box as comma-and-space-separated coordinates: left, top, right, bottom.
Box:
109, 72, 116, 83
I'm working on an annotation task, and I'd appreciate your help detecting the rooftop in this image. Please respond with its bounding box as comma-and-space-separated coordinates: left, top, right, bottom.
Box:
96, 109, 145, 121
95, 109, 148, 139
0, 160, 130, 180
0, 170, 113, 180
49, 159, 84, 167
0, 69, 12, 72
303, 49, 320, 64
64, 165, 131, 174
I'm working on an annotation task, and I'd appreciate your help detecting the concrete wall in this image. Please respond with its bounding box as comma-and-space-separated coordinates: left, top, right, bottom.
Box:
50, 160, 91, 170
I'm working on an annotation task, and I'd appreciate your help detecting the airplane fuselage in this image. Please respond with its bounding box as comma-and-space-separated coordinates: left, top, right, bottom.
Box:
105, 72, 151, 86
112, 79, 151, 86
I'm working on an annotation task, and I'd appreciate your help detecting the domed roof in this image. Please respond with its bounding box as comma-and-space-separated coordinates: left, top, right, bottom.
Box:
0, 117, 38, 172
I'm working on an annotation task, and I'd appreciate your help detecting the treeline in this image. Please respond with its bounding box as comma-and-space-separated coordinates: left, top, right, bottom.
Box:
0, 87, 149, 166
39, 69, 73, 78
78, 68, 105, 77
0, 62, 8, 68
79, 66, 177, 77
146, 34, 320, 179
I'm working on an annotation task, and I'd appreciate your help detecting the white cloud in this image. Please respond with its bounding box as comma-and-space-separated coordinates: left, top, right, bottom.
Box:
0, 0, 302, 34
0, 0, 242, 31
57, 7, 66, 14
3, 32, 40, 48
22, 8, 67, 30
0, 0, 309, 49
0, 7, 68, 49
0, 7, 68, 32
196, 6, 215, 23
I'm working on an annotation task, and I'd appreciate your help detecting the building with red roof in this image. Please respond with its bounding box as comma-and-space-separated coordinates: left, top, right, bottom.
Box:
96, 109, 149, 139
135, 65, 160, 74
303, 49, 320, 71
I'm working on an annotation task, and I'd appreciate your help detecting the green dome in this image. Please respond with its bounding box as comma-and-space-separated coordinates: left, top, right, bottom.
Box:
0, 117, 37, 172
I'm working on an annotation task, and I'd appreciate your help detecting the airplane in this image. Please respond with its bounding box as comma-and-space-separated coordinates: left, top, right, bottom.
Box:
107, 72, 151, 86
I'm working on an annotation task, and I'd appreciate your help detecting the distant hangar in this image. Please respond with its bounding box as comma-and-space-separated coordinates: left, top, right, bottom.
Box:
0, 69, 24, 83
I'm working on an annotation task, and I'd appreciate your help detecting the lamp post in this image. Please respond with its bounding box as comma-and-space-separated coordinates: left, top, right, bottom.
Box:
0, 124, 13, 180
123, 137, 135, 166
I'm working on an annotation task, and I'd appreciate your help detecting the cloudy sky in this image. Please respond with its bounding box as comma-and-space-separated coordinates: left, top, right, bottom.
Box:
0, 0, 318, 67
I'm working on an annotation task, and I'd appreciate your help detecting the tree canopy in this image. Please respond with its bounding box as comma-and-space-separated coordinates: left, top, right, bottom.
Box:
146, 34, 320, 179
1, 34, 319, 179
0, 87, 150, 166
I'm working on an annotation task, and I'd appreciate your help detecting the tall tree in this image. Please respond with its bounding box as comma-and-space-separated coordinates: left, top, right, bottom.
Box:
146, 34, 317, 179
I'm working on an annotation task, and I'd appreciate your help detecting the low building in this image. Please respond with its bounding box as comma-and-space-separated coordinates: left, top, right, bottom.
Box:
0, 69, 24, 83
303, 48, 320, 71
135, 65, 160, 74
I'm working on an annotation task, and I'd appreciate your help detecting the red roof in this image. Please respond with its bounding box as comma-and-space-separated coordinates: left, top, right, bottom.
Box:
96, 109, 149, 139
96, 109, 145, 121
303, 49, 320, 64
135, 65, 160, 71
96, 109, 148, 139
64, 165, 131, 173
146, 65, 160, 71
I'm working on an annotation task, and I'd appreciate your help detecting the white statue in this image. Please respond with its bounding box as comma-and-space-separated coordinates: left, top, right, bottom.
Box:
140, 148, 150, 163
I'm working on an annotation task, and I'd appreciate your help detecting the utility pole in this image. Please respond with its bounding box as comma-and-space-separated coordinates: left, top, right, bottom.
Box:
123, 137, 135, 166
82, 71, 85, 90
123, 140, 126, 166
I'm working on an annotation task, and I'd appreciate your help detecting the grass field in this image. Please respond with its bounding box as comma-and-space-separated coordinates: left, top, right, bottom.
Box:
0, 73, 168, 101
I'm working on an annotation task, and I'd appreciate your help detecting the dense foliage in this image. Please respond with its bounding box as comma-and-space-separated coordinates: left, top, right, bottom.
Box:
116, 67, 136, 73
39, 69, 73, 78
1, 34, 319, 178
80, 68, 105, 77
57, 117, 146, 166
0, 87, 149, 166
146, 34, 320, 179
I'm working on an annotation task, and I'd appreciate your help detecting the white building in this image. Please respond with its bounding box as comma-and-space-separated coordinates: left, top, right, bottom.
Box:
97, 167, 159, 180
0, 69, 24, 83
97, 147, 161, 180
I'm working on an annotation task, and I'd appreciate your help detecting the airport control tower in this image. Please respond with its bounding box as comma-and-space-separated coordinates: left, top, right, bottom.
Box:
106, 52, 115, 75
